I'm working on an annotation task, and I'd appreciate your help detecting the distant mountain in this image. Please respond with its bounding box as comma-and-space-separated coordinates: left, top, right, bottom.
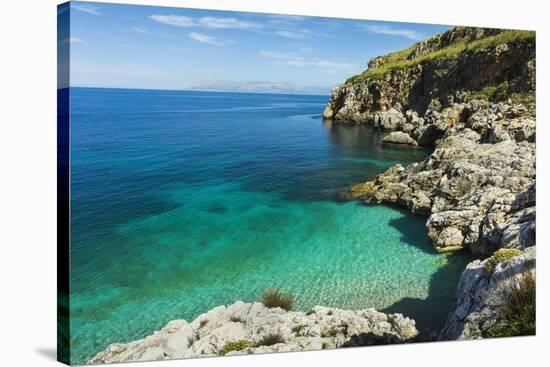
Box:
185, 79, 331, 95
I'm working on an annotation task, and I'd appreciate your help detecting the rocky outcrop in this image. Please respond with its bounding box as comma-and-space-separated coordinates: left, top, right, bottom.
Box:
323, 28, 535, 121
88, 302, 418, 364
344, 100, 535, 255
330, 27, 536, 255
327, 26, 536, 342
440, 246, 535, 340
382, 131, 418, 146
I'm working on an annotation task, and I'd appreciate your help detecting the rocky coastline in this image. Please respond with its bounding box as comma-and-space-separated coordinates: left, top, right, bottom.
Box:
325, 26, 536, 342
89, 302, 417, 364
89, 26, 536, 363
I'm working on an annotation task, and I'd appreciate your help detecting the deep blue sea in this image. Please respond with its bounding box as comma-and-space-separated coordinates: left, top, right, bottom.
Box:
69, 87, 471, 363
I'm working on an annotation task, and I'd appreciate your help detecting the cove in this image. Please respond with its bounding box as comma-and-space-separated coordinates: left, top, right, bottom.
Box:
69, 88, 471, 363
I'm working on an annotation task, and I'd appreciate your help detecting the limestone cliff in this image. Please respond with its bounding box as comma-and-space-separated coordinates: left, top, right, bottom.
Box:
323, 27, 535, 122
329, 27, 536, 255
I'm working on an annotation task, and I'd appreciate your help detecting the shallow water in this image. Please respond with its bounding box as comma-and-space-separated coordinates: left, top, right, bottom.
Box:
69, 88, 471, 363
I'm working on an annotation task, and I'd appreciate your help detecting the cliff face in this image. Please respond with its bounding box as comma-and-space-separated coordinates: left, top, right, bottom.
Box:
329, 27, 536, 256
323, 27, 535, 121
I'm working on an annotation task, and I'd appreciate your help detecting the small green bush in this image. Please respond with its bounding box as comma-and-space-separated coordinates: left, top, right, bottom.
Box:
485, 248, 522, 275
486, 272, 536, 338
219, 340, 253, 356
257, 333, 284, 347
261, 288, 294, 311
477, 81, 510, 102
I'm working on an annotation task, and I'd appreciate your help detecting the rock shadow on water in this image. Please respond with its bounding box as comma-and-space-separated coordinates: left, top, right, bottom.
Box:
386, 206, 433, 254
360, 202, 476, 337
382, 250, 474, 339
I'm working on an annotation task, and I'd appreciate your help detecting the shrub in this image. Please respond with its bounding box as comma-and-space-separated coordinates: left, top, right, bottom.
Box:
261, 288, 294, 311
486, 272, 536, 338
256, 333, 284, 347
484, 248, 522, 275
219, 340, 253, 356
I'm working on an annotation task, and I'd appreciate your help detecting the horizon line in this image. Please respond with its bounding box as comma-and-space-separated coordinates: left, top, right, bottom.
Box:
61, 85, 333, 96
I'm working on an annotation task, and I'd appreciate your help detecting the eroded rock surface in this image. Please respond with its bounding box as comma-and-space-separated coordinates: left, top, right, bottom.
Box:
328, 27, 536, 255
88, 302, 417, 364
382, 131, 418, 146
345, 101, 535, 255
439, 247, 535, 340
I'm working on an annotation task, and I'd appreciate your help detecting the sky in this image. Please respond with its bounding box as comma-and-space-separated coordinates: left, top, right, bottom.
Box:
65, 1, 452, 94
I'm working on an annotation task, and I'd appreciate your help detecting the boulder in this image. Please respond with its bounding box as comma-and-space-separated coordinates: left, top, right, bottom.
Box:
382, 131, 418, 146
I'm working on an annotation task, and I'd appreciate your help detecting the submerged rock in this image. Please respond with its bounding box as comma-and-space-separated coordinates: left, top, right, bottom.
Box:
88, 302, 418, 364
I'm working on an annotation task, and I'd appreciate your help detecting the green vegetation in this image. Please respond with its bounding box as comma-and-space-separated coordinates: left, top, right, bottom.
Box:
346, 30, 535, 84
466, 80, 535, 105
219, 340, 253, 356
509, 92, 536, 106
257, 333, 285, 347
486, 272, 536, 338
261, 288, 294, 311
485, 248, 522, 275
478, 81, 511, 102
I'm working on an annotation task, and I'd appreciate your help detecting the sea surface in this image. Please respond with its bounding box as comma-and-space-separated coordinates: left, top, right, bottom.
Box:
69, 87, 471, 363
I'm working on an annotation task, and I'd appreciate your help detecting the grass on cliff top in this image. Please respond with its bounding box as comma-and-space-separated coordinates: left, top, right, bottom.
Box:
346, 30, 535, 84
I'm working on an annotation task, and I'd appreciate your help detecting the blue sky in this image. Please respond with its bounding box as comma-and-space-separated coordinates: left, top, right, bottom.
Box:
67, 1, 451, 93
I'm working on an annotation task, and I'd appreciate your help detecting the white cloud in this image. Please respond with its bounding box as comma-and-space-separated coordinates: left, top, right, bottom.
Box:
189, 32, 224, 46
197, 17, 261, 30
259, 50, 355, 73
363, 25, 423, 40
72, 4, 101, 16
259, 51, 305, 64
275, 30, 306, 39
150, 15, 195, 27
150, 15, 262, 30
69, 37, 85, 44
132, 27, 149, 34
269, 14, 305, 25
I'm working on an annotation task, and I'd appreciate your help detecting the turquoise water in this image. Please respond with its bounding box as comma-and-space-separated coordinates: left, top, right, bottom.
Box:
69, 88, 471, 363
